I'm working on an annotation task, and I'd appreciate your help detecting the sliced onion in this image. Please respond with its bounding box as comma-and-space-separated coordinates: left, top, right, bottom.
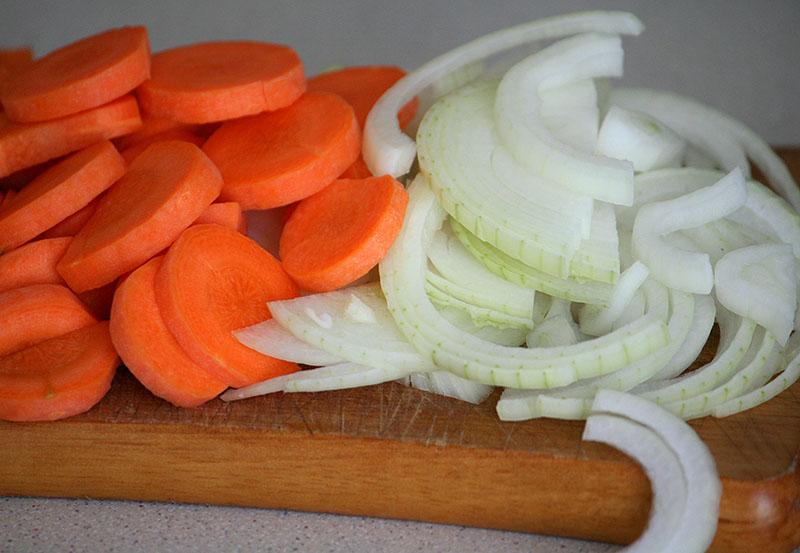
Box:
632, 168, 747, 293
583, 414, 686, 552
589, 390, 721, 552
364, 11, 644, 177
408, 371, 494, 404
579, 261, 649, 336
652, 293, 716, 380
714, 243, 796, 345
611, 87, 800, 211
494, 33, 634, 205
235, 319, 346, 366
596, 106, 685, 172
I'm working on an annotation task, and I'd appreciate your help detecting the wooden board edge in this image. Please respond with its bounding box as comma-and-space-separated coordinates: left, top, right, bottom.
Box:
1, 420, 798, 553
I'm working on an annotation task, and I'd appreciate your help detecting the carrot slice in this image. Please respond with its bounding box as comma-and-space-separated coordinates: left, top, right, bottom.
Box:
78, 281, 117, 320
57, 141, 222, 292
0, 47, 33, 88
280, 176, 408, 292
0, 283, 96, 357
0, 321, 118, 421
155, 224, 299, 387
138, 41, 305, 124
1, 27, 150, 122
111, 256, 226, 407
203, 91, 360, 209
115, 115, 200, 150
120, 129, 204, 165
340, 156, 372, 179
194, 201, 247, 234
307, 65, 418, 129
0, 140, 125, 253
0, 237, 71, 293
38, 196, 100, 239
0, 95, 141, 178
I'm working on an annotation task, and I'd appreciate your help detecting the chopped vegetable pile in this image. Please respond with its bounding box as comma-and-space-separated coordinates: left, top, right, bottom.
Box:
1, 11, 799, 551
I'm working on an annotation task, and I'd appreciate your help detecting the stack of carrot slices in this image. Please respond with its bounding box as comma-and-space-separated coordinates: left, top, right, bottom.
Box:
0, 27, 415, 421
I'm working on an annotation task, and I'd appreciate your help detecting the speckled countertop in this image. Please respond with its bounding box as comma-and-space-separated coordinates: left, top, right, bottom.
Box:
2, 497, 616, 553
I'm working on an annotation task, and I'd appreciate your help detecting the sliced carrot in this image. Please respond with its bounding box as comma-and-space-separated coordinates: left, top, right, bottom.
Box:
340, 156, 372, 179
0, 95, 141, 178
0, 47, 33, 88
120, 129, 204, 165
1, 27, 150, 122
307, 65, 418, 129
203, 91, 360, 209
0, 140, 125, 253
78, 281, 117, 320
0, 237, 71, 293
110, 256, 226, 407
0, 283, 96, 357
280, 176, 408, 292
138, 41, 305, 124
57, 140, 222, 292
194, 201, 247, 234
0, 321, 118, 421
38, 196, 100, 239
115, 115, 200, 150
155, 224, 299, 387
0, 160, 49, 191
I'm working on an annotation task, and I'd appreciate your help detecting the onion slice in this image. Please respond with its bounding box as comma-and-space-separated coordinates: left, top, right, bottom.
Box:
589, 390, 721, 552
364, 11, 644, 177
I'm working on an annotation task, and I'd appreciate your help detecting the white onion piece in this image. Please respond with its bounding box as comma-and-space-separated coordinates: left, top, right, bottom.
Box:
579, 261, 649, 336
611, 289, 646, 331
582, 414, 686, 553
714, 244, 796, 345
283, 363, 413, 393
652, 293, 716, 380
540, 79, 599, 153
590, 390, 721, 553
409, 371, 494, 404
596, 106, 685, 172
713, 348, 800, 418
494, 33, 634, 205
438, 305, 528, 346
220, 372, 299, 401
379, 175, 669, 389
728, 180, 800, 257
683, 145, 719, 170
234, 320, 345, 366
611, 87, 800, 211
632, 168, 747, 293
363, 11, 644, 177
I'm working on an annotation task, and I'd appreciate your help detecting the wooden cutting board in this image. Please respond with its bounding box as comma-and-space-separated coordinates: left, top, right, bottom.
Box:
2, 151, 800, 553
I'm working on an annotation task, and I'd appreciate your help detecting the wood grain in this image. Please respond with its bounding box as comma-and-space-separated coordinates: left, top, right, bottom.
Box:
2, 151, 800, 553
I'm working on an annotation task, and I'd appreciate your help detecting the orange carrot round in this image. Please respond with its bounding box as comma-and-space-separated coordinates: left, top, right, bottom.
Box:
138, 41, 305, 124
0, 140, 125, 253
120, 129, 204, 165
0, 283, 96, 357
77, 281, 117, 320
340, 156, 372, 179
280, 176, 409, 292
0, 95, 142, 178
57, 140, 222, 293
0, 27, 150, 122
0, 321, 118, 421
110, 256, 227, 407
0, 237, 71, 293
307, 65, 418, 129
155, 224, 300, 387
115, 115, 200, 150
203, 91, 360, 209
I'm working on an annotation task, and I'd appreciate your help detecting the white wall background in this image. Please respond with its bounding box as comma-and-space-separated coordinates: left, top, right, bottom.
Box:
1, 0, 798, 144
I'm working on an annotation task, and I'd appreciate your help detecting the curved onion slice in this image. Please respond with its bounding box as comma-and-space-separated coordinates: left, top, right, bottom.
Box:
494, 33, 634, 205
611, 87, 800, 211
596, 106, 685, 172
589, 390, 721, 553
579, 261, 649, 336
652, 293, 716, 380
363, 10, 644, 177
715, 244, 796, 345
234, 319, 345, 366
380, 175, 669, 389
632, 168, 747, 293
408, 371, 494, 404
583, 414, 686, 552
540, 79, 599, 153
